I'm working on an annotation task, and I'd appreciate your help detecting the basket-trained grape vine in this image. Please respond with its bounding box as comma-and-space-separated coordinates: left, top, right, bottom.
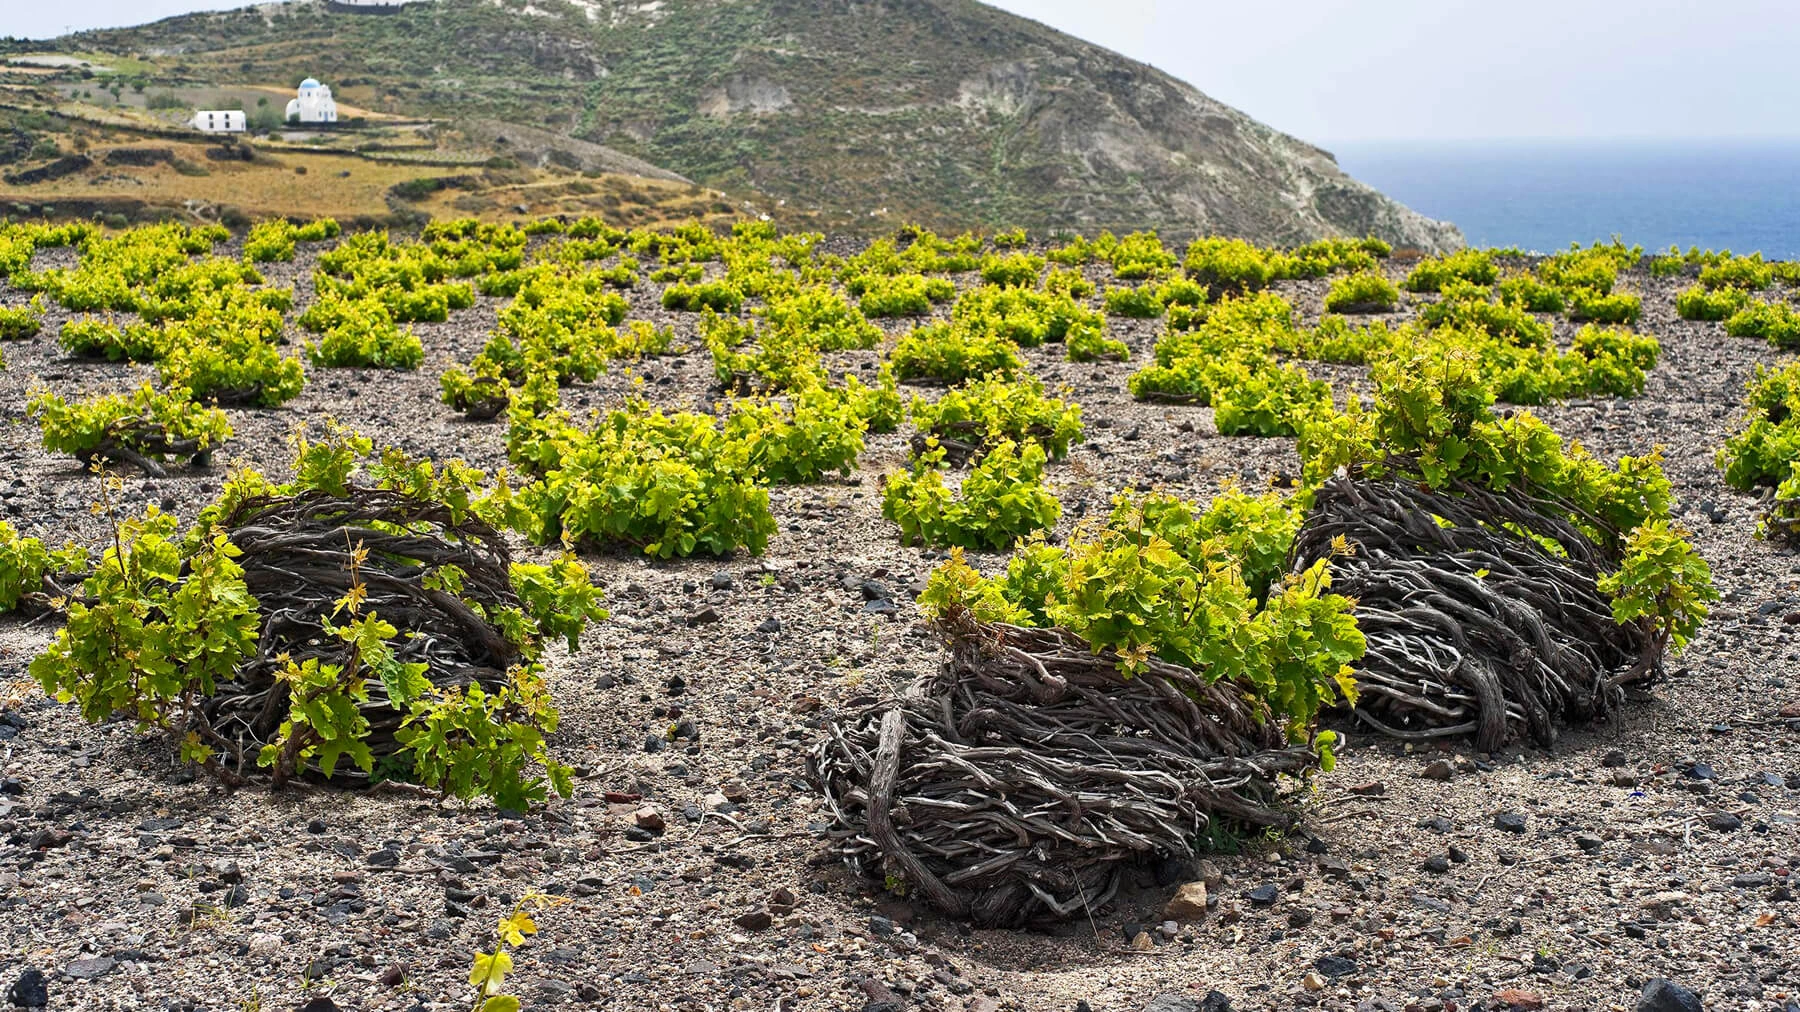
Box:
0, 215, 1790, 1009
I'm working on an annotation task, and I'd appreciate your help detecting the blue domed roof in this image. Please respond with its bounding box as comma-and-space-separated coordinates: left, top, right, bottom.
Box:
300, 78, 320, 88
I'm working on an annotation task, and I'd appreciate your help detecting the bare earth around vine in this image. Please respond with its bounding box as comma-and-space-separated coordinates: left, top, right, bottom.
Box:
0, 240, 1795, 1012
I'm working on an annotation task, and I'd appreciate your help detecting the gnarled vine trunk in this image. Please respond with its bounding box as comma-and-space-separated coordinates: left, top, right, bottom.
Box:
811, 608, 1321, 927
201, 488, 523, 770
1291, 467, 1659, 752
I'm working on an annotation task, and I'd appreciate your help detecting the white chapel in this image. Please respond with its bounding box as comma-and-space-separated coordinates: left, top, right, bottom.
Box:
285, 78, 339, 124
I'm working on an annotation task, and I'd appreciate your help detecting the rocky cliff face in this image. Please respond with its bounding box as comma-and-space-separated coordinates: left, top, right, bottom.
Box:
67, 0, 1461, 249
923, 35, 1462, 249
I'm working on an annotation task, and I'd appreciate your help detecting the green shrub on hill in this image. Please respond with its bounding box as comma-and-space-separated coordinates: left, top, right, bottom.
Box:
980, 253, 1045, 288
1184, 237, 1276, 295
910, 375, 1085, 459
1403, 249, 1498, 292
1108, 231, 1180, 280
1699, 255, 1773, 291
1102, 284, 1164, 319
1496, 274, 1565, 313
508, 400, 777, 558
892, 322, 1023, 384
1066, 324, 1130, 362
760, 286, 882, 351
1675, 283, 1750, 321
1725, 300, 1800, 348
0, 303, 41, 341
31, 383, 231, 470
244, 220, 297, 263
856, 273, 955, 317
882, 440, 1060, 550
661, 280, 744, 313
724, 388, 868, 484
1323, 271, 1399, 313
1566, 288, 1642, 325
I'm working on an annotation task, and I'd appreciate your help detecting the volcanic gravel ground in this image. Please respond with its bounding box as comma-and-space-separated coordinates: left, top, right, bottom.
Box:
0, 241, 1794, 1012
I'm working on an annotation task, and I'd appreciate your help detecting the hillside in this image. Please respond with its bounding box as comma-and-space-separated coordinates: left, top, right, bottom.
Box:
43, 0, 1462, 249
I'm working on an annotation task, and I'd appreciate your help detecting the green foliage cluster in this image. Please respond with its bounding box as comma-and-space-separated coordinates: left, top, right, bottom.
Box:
1323, 271, 1399, 313
1102, 284, 1165, 319
1403, 249, 1498, 292
41, 266, 303, 408
1671, 246, 1734, 268
881, 440, 1061, 550
854, 273, 955, 317
303, 295, 424, 369
1212, 361, 1333, 436
1719, 360, 1800, 499
16, 223, 305, 456
909, 374, 1084, 459
891, 321, 1023, 383
1496, 274, 1566, 313
951, 285, 1103, 347
1129, 292, 1330, 435
30, 383, 231, 467
723, 387, 869, 484
20, 223, 272, 325
244, 220, 297, 263
1180, 235, 1383, 297
1066, 325, 1130, 362
1537, 246, 1621, 294
313, 226, 490, 323
840, 229, 980, 282
1107, 231, 1180, 279
1184, 237, 1278, 294
440, 271, 640, 412
918, 487, 1361, 738
1289, 316, 1399, 365
1597, 521, 1717, 652
58, 297, 220, 358
1286, 236, 1388, 276
759, 285, 882, 350
242, 219, 340, 264
0, 302, 42, 340
1566, 287, 1642, 325
979, 252, 1047, 288
662, 279, 744, 313
1698, 254, 1773, 292
505, 398, 778, 558
707, 318, 827, 393
0, 520, 82, 613
1418, 282, 1553, 346
155, 303, 306, 407
1675, 283, 1749, 321
31, 440, 606, 808
1724, 299, 1800, 348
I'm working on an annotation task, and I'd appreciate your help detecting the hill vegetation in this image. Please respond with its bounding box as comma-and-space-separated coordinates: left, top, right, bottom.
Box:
7, 0, 1461, 248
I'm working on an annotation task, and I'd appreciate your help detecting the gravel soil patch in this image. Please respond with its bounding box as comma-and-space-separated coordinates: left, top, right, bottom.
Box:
0, 243, 1793, 1012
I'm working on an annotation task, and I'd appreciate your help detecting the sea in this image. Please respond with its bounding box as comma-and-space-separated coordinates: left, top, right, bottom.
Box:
1330, 139, 1800, 258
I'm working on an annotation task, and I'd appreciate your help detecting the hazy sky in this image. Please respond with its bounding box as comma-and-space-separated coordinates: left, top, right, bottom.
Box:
11, 0, 1800, 143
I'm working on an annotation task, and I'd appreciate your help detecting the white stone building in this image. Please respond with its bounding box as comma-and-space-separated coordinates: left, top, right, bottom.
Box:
190, 110, 246, 133
285, 78, 339, 124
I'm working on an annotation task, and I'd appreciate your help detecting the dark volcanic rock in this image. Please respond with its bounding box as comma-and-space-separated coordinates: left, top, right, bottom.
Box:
1636, 979, 1703, 1012
7, 969, 47, 1008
